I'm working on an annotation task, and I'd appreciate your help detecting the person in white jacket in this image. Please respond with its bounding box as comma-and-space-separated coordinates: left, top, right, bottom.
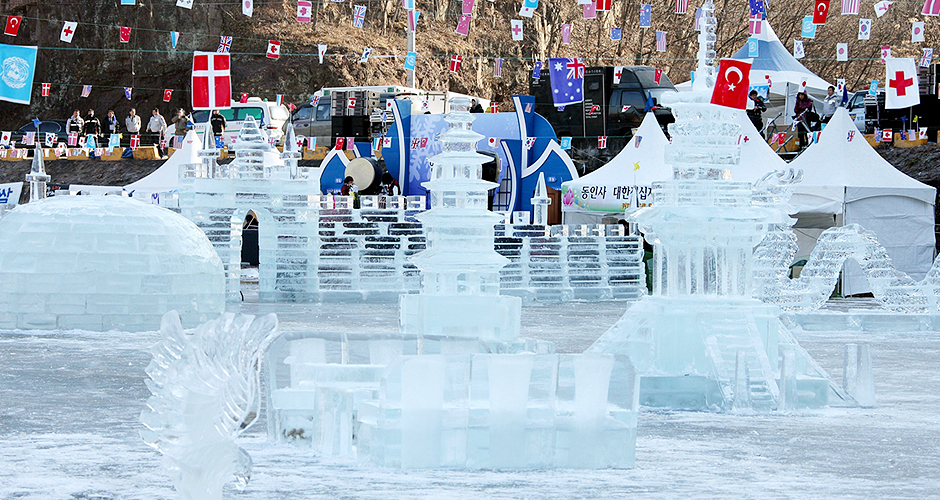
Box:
147, 108, 168, 158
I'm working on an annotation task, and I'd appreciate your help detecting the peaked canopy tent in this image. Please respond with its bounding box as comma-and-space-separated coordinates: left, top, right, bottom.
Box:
125, 130, 200, 196
560, 113, 671, 225
790, 108, 936, 295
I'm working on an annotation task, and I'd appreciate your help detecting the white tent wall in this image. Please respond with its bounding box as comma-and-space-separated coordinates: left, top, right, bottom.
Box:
124, 130, 200, 196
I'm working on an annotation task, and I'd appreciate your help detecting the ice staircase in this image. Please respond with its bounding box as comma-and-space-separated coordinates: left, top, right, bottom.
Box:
702, 314, 779, 411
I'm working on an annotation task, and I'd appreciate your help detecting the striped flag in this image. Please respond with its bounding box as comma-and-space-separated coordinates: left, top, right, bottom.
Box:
842, 0, 859, 14
494, 58, 503, 77
276, 94, 283, 106
675, 0, 688, 14
81, 85, 92, 97
924, 0, 940, 15
656, 31, 667, 51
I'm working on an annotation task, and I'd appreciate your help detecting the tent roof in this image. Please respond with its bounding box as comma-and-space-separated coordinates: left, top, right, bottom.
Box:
730, 110, 790, 183
729, 20, 832, 94
790, 107, 936, 209
125, 130, 199, 193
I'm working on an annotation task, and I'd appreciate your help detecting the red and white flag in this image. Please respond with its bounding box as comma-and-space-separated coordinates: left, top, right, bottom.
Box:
267, 40, 280, 59
449, 54, 462, 73
598, 136, 608, 149
347, 97, 357, 110
163, 89, 173, 102
749, 14, 762, 35
490, 102, 499, 112
923, 0, 940, 15
675, 0, 688, 14
511, 19, 523, 40
0, 132, 10, 145
4, 16, 21, 36
130, 135, 140, 150
60, 21, 77, 43
335, 137, 345, 150
842, 0, 859, 14
297, 0, 311, 22
813, 0, 830, 24
67, 132, 78, 146
562, 23, 572, 44
346, 137, 355, 150
654, 68, 663, 84
41, 83, 50, 96
912, 21, 925, 42
885, 58, 919, 109
120, 26, 131, 43
595, 0, 611, 11
874, 0, 891, 17
240, 93, 248, 103
710, 58, 752, 109
882, 128, 893, 141
191, 52, 232, 110
656, 31, 667, 51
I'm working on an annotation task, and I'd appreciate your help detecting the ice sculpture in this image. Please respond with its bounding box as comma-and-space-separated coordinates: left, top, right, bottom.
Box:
141, 310, 279, 500
26, 142, 49, 202
0, 195, 225, 331
399, 96, 522, 340
588, 0, 854, 411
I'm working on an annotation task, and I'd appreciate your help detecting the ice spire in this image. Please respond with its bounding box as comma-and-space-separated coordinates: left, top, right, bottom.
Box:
26, 143, 50, 202
198, 122, 220, 178
280, 122, 301, 179
530, 172, 551, 226
692, 0, 718, 92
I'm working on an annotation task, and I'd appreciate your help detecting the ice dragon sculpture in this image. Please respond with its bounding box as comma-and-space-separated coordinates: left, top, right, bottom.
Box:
140, 310, 279, 500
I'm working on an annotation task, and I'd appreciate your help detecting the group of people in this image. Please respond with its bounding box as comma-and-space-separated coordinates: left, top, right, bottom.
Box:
340, 173, 402, 208
746, 85, 843, 152
62, 107, 200, 158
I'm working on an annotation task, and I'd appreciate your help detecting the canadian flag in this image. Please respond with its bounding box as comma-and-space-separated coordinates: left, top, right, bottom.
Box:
266, 40, 280, 59
191, 52, 232, 110
598, 136, 608, 149
813, 0, 830, 24
882, 128, 893, 141
347, 97, 357, 110
885, 58, 920, 109
130, 134, 140, 150
710, 58, 752, 109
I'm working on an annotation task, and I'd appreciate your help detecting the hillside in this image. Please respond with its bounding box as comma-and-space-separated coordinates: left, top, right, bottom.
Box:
0, 0, 937, 130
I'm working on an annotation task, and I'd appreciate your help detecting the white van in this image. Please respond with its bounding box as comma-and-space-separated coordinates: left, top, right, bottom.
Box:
190, 98, 291, 146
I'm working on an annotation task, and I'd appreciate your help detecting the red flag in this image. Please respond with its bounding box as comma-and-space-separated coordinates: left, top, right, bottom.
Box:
449, 54, 462, 73
812, 0, 830, 24
595, 0, 611, 11
598, 136, 608, 149
4, 16, 21, 36
120, 26, 131, 43
41, 83, 50, 96
191, 52, 232, 110
130, 135, 140, 150
266, 40, 280, 59
240, 93, 248, 103
335, 137, 345, 150
710, 58, 752, 109
654, 68, 663, 84
163, 89, 172, 102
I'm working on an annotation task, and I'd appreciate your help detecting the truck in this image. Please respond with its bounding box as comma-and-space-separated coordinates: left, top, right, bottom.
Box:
863, 64, 940, 138
529, 66, 678, 173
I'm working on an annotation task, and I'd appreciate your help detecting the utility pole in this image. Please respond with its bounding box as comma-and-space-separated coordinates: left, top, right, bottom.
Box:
407, 14, 416, 87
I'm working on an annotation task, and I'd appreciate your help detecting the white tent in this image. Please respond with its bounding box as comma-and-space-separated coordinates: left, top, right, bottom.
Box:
124, 130, 200, 196
560, 113, 671, 224
731, 110, 789, 183
789, 108, 936, 295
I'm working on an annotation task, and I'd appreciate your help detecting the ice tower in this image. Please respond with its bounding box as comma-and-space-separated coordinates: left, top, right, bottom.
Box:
588, 1, 852, 410
400, 97, 521, 340
26, 143, 49, 202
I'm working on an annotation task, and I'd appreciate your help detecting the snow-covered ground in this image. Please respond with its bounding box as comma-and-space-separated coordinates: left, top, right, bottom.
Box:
1, 299, 938, 499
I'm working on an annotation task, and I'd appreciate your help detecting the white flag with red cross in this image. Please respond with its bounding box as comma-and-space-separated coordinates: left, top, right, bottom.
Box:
885, 58, 919, 109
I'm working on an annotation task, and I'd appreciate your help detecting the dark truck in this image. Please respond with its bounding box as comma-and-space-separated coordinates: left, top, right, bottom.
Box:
864, 63, 940, 138
530, 65, 678, 173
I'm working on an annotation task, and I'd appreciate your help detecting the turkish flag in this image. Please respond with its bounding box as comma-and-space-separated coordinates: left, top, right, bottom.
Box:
4, 16, 21, 36
120, 26, 131, 43
240, 93, 248, 103
654, 68, 663, 84
812, 0, 830, 24
191, 52, 232, 110
163, 89, 172, 102
335, 137, 345, 150
710, 58, 752, 109
885, 58, 920, 109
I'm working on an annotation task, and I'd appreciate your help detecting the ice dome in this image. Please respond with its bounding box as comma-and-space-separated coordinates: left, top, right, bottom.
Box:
0, 196, 226, 331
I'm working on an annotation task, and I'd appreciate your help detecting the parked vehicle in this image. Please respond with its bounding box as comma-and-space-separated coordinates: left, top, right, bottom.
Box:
863, 64, 940, 138
530, 65, 678, 173
191, 98, 291, 146
12, 120, 68, 144
845, 90, 867, 132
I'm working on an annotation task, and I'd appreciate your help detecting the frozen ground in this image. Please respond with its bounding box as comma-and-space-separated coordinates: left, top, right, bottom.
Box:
1, 297, 939, 499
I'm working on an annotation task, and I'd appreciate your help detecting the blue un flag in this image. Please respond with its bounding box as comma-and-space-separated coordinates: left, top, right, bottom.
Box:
0, 44, 38, 105
548, 57, 584, 107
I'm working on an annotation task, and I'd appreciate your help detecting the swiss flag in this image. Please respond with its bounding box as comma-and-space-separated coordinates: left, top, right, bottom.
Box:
191, 52, 232, 110
163, 89, 172, 102
710, 58, 752, 109
885, 58, 920, 109
4, 16, 21, 36
120, 26, 131, 43
812, 0, 830, 24
267, 40, 280, 59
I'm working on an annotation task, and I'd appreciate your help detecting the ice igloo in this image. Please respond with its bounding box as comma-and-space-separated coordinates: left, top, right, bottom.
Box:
0, 196, 226, 331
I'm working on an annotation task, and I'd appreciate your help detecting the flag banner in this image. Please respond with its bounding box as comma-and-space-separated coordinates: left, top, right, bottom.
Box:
836, 78, 846, 94
748, 37, 759, 57
654, 68, 663, 84
403, 51, 416, 71
614, 66, 624, 84
874, 0, 891, 17
562, 24, 572, 44
335, 137, 345, 150
130, 135, 140, 150
923, 0, 940, 15
583, 2, 596, 19
749, 84, 769, 99
694, 8, 703, 30
749, 0, 764, 15
353, 5, 366, 28
360, 47, 372, 63
913, 21, 925, 42
842, 0, 859, 14
243, 0, 253, 16
191, 52, 231, 110
120, 26, 131, 43
403, 0, 414, 9
490, 102, 499, 112
44, 132, 55, 147
488, 137, 500, 147
711, 58, 752, 109
408, 10, 420, 31
749, 14, 762, 35
885, 58, 919, 109
318, 44, 327, 64
456, 15, 471, 35
218, 36, 232, 53
298, 0, 312, 22
177, 0, 194, 9
4, 16, 21, 36
596, 0, 611, 11
610, 28, 622, 40
921, 48, 933, 67
121, 0, 136, 5
23, 132, 33, 145
532, 61, 542, 79
858, 18, 871, 39
124, 87, 132, 99
275, 94, 283, 106
109, 134, 119, 149
837, 43, 848, 61
598, 136, 607, 149
801, 16, 816, 38
81, 84, 92, 97
560, 137, 572, 149
494, 58, 503, 77
163, 89, 173, 101
920, 127, 928, 139
794, 40, 805, 58
639, 4, 651, 27
449, 54, 462, 73
881, 128, 892, 141
171, 31, 179, 48
0, 131, 10, 145
240, 93, 248, 103
675, 0, 688, 14
548, 57, 585, 106
346, 137, 355, 151
60, 22, 77, 43
869, 79, 878, 95
463, 0, 475, 15
881, 46, 891, 62
267, 40, 280, 59
656, 31, 667, 51
520, 0, 536, 16
813, 0, 830, 24
68, 132, 78, 146
41, 82, 49, 96
307, 137, 317, 149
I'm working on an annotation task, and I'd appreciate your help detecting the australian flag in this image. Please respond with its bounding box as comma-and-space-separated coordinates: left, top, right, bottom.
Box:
749, 0, 764, 16
532, 61, 542, 79
548, 57, 584, 107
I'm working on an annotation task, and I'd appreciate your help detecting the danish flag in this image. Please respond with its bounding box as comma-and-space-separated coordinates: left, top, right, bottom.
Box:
41, 83, 50, 96
191, 52, 232, 110
449, 54, 462, 73
598, 136, 608, 149
130, 134, 140, 150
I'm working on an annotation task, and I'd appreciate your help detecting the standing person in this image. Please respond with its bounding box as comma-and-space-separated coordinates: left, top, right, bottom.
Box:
209, 109, 227, 146
171, 109, 193, 148
84, 109, 101, 157
793, 91, 814, 151
65, 110, 84, 140
812, 85, 840, 124
746, 90, 767, 135
125, 108, 141, 149
105, 109, 119, 136
469, 99, 484, 113
147, 108, 168, 158
379, 172, 400, 196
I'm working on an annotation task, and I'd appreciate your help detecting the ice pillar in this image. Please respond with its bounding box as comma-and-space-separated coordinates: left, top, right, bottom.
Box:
531, 172, 551, 227
26, 143, 50, 202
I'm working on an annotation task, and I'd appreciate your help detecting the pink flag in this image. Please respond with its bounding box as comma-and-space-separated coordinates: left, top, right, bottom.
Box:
462, 0, 474, 14
562, 24, 572, 44
455, 15, 471, 35
583, 2, 596, 19
675, 0, 688, 13
297, 0, 311, 22
923, 0, 940, 16
408, 10, 419, 31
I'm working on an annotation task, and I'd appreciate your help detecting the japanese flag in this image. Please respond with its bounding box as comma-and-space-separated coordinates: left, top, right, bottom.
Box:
0, 131, 9, 145
60, 21, 77, 43
711, 58, 752, 109
885, 58, 919, 109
